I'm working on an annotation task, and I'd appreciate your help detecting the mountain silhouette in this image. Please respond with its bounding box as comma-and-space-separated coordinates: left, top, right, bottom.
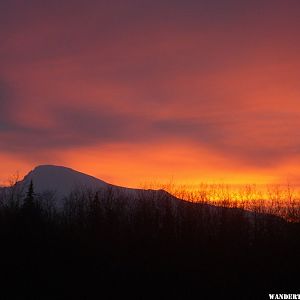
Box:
22, 165, 109, 198
2, 165, 285, 224
17, 165, 172, 205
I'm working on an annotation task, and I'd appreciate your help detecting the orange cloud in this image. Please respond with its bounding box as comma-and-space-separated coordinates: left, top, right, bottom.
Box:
1, 1, 300, 187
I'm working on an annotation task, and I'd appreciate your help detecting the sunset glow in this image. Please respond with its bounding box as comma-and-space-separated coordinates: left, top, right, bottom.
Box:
1, 1, 300, 188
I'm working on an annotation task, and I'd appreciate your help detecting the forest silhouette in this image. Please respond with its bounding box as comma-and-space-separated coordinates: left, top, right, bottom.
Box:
0, 180, 299, 299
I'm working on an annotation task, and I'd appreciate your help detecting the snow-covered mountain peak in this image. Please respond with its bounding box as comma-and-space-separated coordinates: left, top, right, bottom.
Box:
22, 165, 108, 198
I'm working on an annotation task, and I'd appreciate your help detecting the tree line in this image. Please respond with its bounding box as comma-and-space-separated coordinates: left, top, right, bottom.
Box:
0, 181, 299, 299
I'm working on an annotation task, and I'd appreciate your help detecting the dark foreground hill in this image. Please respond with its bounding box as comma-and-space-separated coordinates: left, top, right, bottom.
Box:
0, 166, 299, 299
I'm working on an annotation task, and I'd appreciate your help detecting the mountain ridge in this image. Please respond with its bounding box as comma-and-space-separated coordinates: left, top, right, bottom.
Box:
0, 164, 287, 224
15, 164, 171, 204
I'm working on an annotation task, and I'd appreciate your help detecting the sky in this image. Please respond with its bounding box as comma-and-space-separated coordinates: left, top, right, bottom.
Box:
1, 0, 300, 187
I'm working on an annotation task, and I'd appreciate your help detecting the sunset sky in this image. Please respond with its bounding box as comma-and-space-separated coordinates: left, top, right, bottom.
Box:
1, 0, 300, 187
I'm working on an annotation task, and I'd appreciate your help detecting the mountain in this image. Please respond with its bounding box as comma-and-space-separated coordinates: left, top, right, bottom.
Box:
16, 165, 247, 214
1, 164, 285, 225
19, 165, 168, 203
22, 165, 109, 199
